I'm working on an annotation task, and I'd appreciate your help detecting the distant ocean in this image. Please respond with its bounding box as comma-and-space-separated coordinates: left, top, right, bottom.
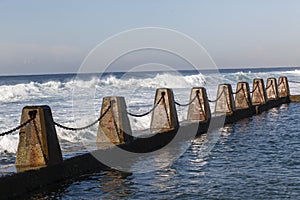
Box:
0, 67, 300, 199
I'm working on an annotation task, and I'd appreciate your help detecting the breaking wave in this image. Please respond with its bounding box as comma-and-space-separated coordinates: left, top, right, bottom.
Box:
0, 68, 300, 154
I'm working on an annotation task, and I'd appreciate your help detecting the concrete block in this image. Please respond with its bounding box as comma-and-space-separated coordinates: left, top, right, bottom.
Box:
214, 84, 235, 114
150, 88, 179, 133
266, 78, 279, 100
97, 97, 132, 145
252, 79, 267, 105
290, 95, 300, 102
235, 82, 252, 109
278, 76, 290, 98
15, 106, 62, 172
187, 87, 211, 122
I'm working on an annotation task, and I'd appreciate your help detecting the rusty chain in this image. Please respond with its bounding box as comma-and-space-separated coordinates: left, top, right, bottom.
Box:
127, 96, 163, 117
175, 93, 198, 107
265, 83, 273, 90
0, 118, 33, 137
250, 83, 259, 93
208, 87, 226, 103
54, 104, 111, 131
0, 110, 37, 137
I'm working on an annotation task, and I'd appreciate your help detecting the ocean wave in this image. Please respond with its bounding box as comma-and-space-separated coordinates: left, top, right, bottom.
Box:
0, 69, 300, 156
0, 73, 208, 103
281, 69, 300, 75
97, 73, 207, 89
0, 134, 18, 153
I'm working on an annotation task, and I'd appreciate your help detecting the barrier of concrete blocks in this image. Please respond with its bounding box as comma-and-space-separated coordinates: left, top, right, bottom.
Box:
1, 76, 297, 199
250, 78, 282, 114
14, 77, 293, 171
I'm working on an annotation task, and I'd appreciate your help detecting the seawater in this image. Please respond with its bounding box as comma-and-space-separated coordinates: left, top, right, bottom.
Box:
0, 67, 300, 199
29, 103, 300, 199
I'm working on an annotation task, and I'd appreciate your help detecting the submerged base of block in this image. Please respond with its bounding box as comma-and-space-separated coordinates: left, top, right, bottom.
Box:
224, 107, 256, 124
254, 99, 282, 114
289, 95, 300, 102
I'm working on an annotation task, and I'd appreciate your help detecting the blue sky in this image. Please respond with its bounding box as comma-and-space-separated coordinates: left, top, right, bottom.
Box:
1, 0, 300, 75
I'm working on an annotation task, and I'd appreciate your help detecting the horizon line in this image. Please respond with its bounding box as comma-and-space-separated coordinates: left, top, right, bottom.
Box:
0, 65, 299, 77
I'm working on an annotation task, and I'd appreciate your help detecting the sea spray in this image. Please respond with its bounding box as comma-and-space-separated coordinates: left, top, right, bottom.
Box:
0, 68, 300, 156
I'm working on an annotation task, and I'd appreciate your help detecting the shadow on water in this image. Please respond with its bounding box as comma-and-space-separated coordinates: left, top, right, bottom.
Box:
28, 170, 133, 200
25, 127, 223, 199
10, 103, 300, 199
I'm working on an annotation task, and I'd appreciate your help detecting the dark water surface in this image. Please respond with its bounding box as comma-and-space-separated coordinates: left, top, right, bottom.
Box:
29, 103, 300, 199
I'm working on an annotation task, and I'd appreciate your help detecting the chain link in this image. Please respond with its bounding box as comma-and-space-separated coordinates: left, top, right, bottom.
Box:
265, 83, 273, 90
162, 95, 171, 128
235, 86, 251, 107
0, 118, 34, 137
208, 87, 225, 103
175, 94, 198, 107
1, 79, 290, 135
109, 100, 121, 140
232, 86, 244, 95
127, 96, 163, 117
250, 83, 259, 94
253, 83, 265, 103
278, 78, 284, 86
54, 104, 111, 131
32, 119, 48, 163
0, 110, 37, 137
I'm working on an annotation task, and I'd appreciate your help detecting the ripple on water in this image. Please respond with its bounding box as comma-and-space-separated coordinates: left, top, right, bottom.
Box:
24, 103, 300, 199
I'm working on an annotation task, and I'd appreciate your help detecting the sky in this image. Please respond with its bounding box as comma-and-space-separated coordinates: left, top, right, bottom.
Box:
1, 0, 300, 75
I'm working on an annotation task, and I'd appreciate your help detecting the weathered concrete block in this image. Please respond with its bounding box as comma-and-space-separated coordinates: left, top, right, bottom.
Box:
97, 97, 132, 145
214, 84, 235, 114
235, 82, 252, 109
187, 87, 211, 122
290, 95, 300, 102
15, 106, 62, 172
278, 76, 290, 98
150, 88, 179, 133
266, 78, 279, 100
251, 79, 267, 105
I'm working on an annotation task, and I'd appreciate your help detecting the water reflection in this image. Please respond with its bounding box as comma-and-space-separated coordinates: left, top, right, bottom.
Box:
219, 125, 234, 138
190, 137, 210, 167
129, 147, 183, 172
13, 103, 300, 199
150, 168, 177, 191
30, 170, 134, 200
99, 171, 133, 199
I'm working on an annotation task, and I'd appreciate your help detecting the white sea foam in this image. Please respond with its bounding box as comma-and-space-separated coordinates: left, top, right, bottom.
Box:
0, 69, 300, 154
0, 135, 18, 153
97, 73, 206, 89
